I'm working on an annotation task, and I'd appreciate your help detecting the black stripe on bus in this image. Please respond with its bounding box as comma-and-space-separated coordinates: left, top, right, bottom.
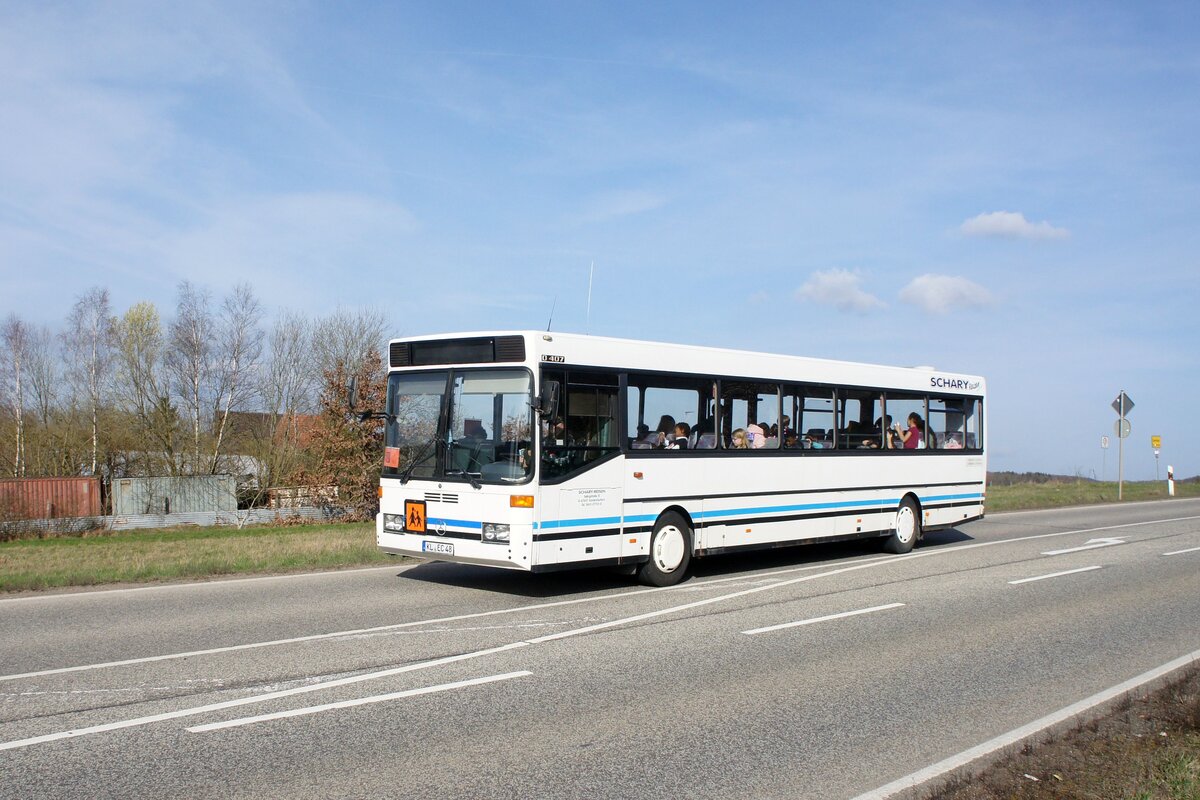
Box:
626, 480, 984, 504
532, 527, 622, 543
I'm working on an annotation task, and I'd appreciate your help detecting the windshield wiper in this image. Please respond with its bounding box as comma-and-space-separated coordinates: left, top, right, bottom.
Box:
399, 435, 442, 485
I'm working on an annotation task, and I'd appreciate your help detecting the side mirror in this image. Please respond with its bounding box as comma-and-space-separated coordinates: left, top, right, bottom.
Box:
535, 380, 560, 418
347, 376, 359, 413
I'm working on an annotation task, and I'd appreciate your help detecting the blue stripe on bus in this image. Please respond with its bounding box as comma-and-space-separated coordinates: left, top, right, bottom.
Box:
528, 492, 983, 531
536, 515, 623, 530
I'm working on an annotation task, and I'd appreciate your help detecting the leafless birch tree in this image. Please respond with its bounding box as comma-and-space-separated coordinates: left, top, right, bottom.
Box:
209, 284, 264, 472
167, 282, 214, 475
1, 315, 29, 477
64, 288, 114, 476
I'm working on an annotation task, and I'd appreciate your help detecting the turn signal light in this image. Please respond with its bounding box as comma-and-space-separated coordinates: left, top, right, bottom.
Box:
510, 495, 535, 508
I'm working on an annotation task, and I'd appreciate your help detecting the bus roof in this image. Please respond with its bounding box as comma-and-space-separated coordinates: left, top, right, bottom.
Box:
388, 330, 986, 396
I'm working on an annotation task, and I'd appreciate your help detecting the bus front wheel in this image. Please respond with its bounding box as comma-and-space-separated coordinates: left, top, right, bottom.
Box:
638, 512, 692, 587
883, 497, 920, 554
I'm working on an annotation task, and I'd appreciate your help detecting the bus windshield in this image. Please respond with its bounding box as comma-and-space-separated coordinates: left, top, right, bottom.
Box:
384, 369, 534, 484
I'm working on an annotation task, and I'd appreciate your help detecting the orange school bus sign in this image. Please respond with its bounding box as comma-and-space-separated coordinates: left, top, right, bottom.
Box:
404, 500, 427, 534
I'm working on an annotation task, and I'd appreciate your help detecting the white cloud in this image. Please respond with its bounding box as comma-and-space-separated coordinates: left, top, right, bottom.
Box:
960, 211, 1069, 240
899, 274, 995, 315
796, 269, 886, 314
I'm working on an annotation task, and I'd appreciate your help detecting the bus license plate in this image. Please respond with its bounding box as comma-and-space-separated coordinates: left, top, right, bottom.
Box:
422, 541, 454, 555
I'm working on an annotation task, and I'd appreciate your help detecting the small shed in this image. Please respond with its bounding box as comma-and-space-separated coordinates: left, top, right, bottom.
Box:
113, 475, 236, 516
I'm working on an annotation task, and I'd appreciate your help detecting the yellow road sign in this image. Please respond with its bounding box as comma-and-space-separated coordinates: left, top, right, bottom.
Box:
1151, 435, 1161, 449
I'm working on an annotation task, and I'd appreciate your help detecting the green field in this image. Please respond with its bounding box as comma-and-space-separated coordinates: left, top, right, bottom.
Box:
1, 479, 1196, 593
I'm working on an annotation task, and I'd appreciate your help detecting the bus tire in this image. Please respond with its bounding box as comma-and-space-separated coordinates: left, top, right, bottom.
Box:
883, 497, 920, 554
637, 512, 692, 587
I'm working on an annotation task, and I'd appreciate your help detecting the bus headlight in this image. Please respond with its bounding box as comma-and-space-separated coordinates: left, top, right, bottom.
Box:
482, 523, 510, 543
383, 514, 405, 532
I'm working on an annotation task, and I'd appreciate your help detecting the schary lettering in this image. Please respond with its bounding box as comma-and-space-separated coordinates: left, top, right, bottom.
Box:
930, 377, 981, 391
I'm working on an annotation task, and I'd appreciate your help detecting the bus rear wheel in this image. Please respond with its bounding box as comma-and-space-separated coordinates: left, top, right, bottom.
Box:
638, 512, 692, 587
883, 497, 920, 554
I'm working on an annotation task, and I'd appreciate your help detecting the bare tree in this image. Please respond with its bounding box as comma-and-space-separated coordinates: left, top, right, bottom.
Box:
64, 287, 114, 476
23, 324, 61, 475
167, 282, 214, 475
312, 307, 389, 381
249, 310, 317, 496
114, 302, 177, 475
209, 284, 264, 471
1, 315, 29, 477
25, 325, 59, 429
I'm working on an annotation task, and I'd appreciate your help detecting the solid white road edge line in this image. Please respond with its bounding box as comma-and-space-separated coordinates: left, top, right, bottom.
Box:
1163, 545, 1200, 556
0, 642, 530, 752
848, 647, 1200, 800
186, 671, 533, 733
6, 514, 1198, 684
742, 603, 906, 636
1008, 566, 1103, 585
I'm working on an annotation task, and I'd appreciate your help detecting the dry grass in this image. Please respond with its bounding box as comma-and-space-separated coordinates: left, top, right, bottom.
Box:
928, 669, 1200, 800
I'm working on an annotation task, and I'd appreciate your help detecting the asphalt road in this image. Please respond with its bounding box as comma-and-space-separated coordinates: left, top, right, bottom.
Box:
2, 499, 1198, 799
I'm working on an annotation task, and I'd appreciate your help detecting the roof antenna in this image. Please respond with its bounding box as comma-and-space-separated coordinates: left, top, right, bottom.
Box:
546, 295, 556, 332
586, 261, 594, 334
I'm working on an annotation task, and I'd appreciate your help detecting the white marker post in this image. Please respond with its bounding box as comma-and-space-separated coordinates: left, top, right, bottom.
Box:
1168, 465, 1175, 497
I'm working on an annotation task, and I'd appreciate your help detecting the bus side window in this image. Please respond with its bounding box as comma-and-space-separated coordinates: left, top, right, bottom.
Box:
627, 375, 711, 451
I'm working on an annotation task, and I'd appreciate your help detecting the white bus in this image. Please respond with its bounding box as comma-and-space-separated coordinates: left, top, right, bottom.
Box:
374, 331, 985, 586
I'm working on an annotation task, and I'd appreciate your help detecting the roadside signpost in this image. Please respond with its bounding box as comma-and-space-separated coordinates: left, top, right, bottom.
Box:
1112, 391, 1134, 500
1151, 435, 1161, 480
1101, 435, 1109, 481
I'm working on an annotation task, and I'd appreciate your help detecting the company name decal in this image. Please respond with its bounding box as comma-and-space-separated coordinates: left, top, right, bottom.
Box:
931, 376, 981, 391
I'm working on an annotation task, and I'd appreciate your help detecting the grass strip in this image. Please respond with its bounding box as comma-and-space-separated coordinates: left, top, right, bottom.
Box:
985, 480, 1200, 513
0, 523, 396, 593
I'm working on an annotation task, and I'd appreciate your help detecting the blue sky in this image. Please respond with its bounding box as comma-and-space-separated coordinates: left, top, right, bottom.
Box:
2, 1, 1197, 479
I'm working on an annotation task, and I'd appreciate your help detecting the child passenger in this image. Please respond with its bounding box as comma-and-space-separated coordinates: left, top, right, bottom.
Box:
667, 422, 690, 449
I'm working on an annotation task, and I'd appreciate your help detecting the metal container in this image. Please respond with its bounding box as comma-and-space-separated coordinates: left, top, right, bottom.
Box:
112, 475, 237, 516
0, 477, 103, 520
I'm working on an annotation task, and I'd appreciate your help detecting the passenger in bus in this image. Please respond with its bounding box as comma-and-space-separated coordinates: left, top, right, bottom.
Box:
746, 424, 766, 448
784, 431, 799, 449
870, 415, 894, 448
631, 423, 657, 448
731, 428, 749, 449
780, 415, 793, 438
804, 429, 827, 449
667, 422, 690, 449
548, 417, 568, 445
692, 417, 717, 449
654, 415, 676, 448
892, 413, 925, 450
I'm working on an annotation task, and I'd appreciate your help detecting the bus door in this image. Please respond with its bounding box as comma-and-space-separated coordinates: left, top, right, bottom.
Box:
550, 466, 624, 566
